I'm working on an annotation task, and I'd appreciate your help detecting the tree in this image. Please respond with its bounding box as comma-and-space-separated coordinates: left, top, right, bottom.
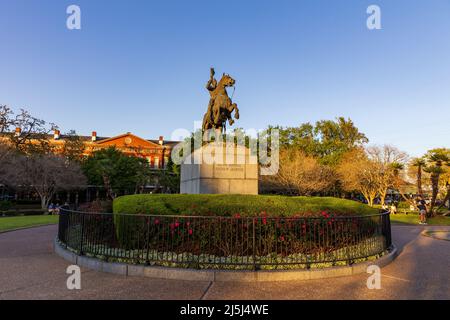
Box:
61, 130, 86, 162
6, 154, 86, 209
410, 157, 426, 196
0, 143, 15, 185
337, 148, 379, 206
366, 145, 408, 205
82, 147, 152, 199
0, 105, 13, 134
424, 148, 450, 215
156, 156, 180, 193
271, 148, 336, 196
0, 142, 12, 168
273, 117, 368, 166
438, 180, 450, 210
390, 161, 420, 209
0, 105, 57, 154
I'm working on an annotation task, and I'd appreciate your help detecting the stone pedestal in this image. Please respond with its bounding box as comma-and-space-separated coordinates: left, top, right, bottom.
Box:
180, 143, 258, 195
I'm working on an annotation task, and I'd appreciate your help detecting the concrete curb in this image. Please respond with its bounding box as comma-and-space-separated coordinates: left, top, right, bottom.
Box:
421, 230, 450, 241
54, 237, 398, 282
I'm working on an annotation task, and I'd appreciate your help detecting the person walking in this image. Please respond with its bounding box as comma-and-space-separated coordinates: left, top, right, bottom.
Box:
417, 196, 427, 225
390, 203, 397, 215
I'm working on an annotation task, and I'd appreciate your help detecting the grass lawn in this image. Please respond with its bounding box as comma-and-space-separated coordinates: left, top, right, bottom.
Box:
0, 215, 59, 232
390, 213, 450, 226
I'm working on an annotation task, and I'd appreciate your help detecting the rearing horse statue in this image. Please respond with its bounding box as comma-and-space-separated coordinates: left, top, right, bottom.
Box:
202, 68, 240, 133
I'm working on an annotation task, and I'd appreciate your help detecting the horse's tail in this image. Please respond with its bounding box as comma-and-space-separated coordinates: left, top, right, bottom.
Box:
234, 105, 240, 119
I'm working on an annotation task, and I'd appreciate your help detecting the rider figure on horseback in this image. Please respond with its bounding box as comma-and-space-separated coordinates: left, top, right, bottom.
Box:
202, 67, 239, 133
205, 68, 217, 128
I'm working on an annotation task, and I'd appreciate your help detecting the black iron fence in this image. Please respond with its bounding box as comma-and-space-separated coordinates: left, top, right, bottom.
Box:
58, 209, 392, 270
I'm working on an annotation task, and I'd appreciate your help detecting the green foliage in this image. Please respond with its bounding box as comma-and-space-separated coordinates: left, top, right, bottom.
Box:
113, 195, 378, 247
108, 195, 381, 262
113, 194, 378, 217
0, 201, 12, 211
155, 156, 180, 193
82, 147, 151, 198
272, 117, 368, 166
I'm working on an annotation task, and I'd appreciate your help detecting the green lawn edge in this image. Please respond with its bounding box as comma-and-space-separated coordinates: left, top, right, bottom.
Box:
0, 215, 59, 233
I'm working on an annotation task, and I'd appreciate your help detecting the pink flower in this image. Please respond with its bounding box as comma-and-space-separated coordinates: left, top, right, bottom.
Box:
262, 217, 267, 225
280, 235, 285, 241
174, 221, 180, 228
188, 229, 193, 235
154, 219, 160, 225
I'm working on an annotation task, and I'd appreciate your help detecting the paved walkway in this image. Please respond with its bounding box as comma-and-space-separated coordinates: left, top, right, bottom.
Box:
0, 224, 449, 300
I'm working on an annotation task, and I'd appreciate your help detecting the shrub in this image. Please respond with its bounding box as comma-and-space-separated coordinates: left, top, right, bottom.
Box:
78, 200, 113, 213
0, 201, 12, 211
112, 194, 379, 249
113, 194, 378, 217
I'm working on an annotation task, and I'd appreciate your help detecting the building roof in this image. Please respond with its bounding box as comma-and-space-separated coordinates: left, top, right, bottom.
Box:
0, 131, 180, 148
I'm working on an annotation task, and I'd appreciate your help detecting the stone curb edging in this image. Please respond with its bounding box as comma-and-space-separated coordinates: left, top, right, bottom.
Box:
421, 230, 450, 241
54, 237, 398, 282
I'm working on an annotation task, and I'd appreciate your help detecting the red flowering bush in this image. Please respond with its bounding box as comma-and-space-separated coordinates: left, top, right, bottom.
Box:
112, 209, 379, 258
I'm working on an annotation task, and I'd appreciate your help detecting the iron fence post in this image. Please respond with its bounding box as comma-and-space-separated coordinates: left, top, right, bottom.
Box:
252, 217, 256, 271
79, 212, 85, 256
145, 217, 151, 265
383, 212, 392, 249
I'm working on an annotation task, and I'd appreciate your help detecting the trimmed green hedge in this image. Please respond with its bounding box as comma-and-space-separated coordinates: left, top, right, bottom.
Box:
113, 194, 378, 217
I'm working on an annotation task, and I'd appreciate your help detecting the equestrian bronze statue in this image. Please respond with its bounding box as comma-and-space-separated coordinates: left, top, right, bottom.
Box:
202, 68, 239, 133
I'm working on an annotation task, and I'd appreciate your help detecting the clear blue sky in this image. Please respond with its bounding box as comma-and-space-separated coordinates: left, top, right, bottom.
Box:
1, 0, 449, 157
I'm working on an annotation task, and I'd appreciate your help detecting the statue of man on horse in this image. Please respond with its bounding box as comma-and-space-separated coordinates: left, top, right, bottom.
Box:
202, 67, 240, 134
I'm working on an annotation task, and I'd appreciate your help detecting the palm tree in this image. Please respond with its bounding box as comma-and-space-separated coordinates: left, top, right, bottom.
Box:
410, 157, 426, 197
438, 181, 450, 211
424, 149, 450, 216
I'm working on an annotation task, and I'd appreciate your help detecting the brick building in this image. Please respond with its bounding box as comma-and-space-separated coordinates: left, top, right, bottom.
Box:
5, 129, 179, 169
0, 130, 180, 203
